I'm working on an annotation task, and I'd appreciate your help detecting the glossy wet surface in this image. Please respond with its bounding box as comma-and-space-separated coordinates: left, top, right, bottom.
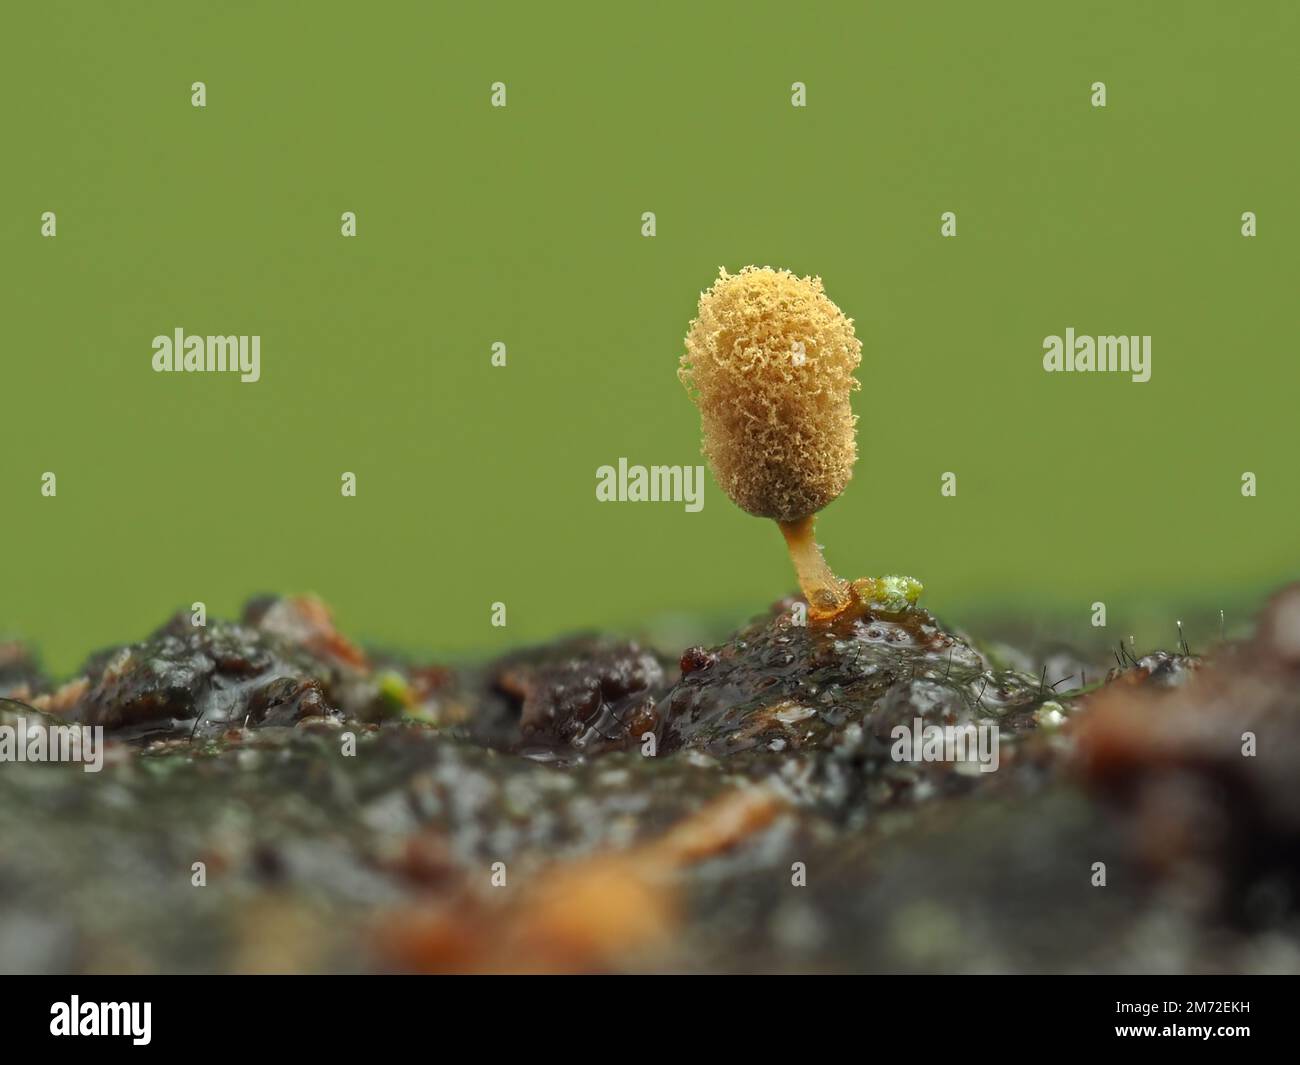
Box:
0, 589, 1296, 973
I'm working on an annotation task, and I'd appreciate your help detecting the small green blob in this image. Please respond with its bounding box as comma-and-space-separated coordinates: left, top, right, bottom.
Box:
852, 575, 924, 612
377, 671, 410, 715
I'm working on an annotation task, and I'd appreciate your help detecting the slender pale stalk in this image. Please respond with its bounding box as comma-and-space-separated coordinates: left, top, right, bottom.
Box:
778, 515, 852, 619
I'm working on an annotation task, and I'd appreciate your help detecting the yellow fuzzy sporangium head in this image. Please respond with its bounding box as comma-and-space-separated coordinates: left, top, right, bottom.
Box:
678, 266, 863, 524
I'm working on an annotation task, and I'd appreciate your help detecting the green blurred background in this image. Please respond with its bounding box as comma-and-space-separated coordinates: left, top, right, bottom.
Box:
3, 1, 1296, 675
